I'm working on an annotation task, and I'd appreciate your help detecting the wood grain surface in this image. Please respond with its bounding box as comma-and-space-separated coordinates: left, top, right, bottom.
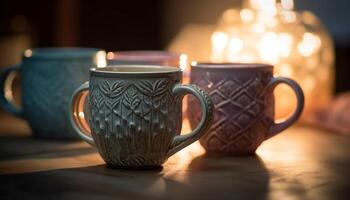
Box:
1, 113, 350, 200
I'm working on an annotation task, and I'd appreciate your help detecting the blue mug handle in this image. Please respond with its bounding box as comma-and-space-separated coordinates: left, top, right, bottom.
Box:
0, 64, 24, 118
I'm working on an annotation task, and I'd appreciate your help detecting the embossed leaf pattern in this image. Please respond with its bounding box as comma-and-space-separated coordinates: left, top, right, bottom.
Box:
105, 99, 115, 117
90, 78, 178, 167
99, 80, 125, 98
136, 79, 168, 97
153, 79, 168, 97
110, 81, 125, 97
136, 80, 153, 95
123, 89, 141, 110
95, 90, 105, 108
99, 80, 111, 94
89, 83, 103, 109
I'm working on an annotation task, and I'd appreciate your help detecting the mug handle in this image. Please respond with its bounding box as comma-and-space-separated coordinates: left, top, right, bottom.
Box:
267, 77, 304, 138
0, 64, 24, 118
69, 82, 95, 146
167, 84, 214, 158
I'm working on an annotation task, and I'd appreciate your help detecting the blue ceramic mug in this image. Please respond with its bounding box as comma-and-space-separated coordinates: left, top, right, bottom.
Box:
0, 48, 106, 139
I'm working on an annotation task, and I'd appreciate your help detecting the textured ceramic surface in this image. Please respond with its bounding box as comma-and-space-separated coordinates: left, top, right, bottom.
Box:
188, 63, 304, 156
70, 66, 213, 169
0, 48, 104, 139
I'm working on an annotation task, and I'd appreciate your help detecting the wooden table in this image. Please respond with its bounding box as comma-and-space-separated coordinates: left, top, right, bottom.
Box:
1, 113, 350, 200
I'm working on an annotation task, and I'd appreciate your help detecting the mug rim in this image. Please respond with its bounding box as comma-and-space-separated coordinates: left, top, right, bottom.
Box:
23, 47, 103, 59
192, 62, 273, 69
91, 65, 181, 74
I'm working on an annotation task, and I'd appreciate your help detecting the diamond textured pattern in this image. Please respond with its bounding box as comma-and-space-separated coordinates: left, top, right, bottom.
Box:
22, 58, 94, 139
188, 68, 274, 155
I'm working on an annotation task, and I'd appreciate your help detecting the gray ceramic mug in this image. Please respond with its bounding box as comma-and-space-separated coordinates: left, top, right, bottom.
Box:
0, 48, 106, 139
188, 63, 304, 156
69, 65, 213, 169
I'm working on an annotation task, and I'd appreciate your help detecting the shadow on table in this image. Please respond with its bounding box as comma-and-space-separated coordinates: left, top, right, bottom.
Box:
0, 136, 95, 161
0, 137, 270, 200
187, 154, 270, 200
0, 164, 190, 200
0, 155, 270, 200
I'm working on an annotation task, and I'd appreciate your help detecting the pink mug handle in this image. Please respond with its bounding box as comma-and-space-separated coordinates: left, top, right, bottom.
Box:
267, 77, 304, 138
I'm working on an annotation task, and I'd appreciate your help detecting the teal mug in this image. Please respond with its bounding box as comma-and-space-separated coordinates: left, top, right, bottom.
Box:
69, 65, 214, 169
0, 48, 106, 139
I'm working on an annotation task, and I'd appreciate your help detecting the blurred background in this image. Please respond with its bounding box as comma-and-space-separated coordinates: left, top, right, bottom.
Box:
1, 0, 349, 91
0, 0, 350, 134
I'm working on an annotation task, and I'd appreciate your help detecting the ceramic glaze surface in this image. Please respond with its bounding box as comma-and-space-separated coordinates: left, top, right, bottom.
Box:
189, 64, 304, 155
0, 48, 103, 139
70, 66, 214, 169
90, 74, 182, 167
23, 58, 96, 138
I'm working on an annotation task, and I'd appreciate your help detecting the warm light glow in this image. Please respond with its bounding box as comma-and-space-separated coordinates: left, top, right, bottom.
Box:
240, 9, 254, 22
249, 0, 261, 10
252, 22, 265, 33
282, 11, 296, 23
96, 50, 107, 68
250, 0, 277, 18
298, 32, 321, 57
4, 72, 17, 102
250, 0, 277, 12
278, 33, 293, 58
78, 111, 85, 118
209, 0, 334, 120
179, 54, 188, 71
302, 11, 318, 25
165, 141, 205, 182
279, 63, 293, 77
191, 61, 198, 66
228, 38, 244, 53
306, 57, 318, 70
106, 51, 114, 60
256, 11, 278, 28
304, 76, 316, 91
24, 49, 32, 57
211, 31, 229, 61
211, 32, 228, 51
223, 9, 239, 24
258, 32, 280, 63
281, 0, 294, 10
165, 118, 205, 181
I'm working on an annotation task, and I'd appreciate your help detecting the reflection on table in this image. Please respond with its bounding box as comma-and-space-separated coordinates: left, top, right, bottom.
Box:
0, 116, 350, 200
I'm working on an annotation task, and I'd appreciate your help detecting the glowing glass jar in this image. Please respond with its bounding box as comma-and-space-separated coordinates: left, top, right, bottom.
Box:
210, 0, 334, 120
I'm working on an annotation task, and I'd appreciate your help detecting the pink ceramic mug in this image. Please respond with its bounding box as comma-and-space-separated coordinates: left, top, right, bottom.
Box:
188, 63, 304, 156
